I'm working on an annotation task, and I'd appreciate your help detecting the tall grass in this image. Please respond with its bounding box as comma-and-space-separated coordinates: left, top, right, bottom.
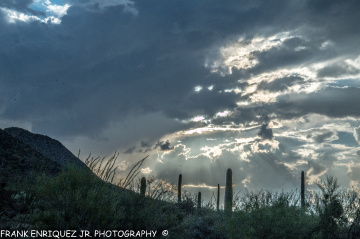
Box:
4, 153, 360, 238
80, 153, 360, 238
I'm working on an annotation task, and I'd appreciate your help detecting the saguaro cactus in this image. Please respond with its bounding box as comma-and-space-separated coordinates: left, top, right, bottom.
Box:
225, 168, 233, 214
301, 171, 305, 208
178, 174, 182, 203
197, 192, 202, 209
140, 177, 146, 197
217, 184, 220, 211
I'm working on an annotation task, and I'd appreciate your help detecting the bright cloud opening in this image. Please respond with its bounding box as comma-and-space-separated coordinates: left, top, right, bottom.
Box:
0, 7, 61, 24
216, 111, 230, 117
45, 0, 71, 18
194, 86, 203, 92
206, 32, 302, 74
193, 116, 205, 122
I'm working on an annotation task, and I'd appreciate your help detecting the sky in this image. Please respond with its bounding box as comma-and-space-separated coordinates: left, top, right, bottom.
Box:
1, 0, 360, 202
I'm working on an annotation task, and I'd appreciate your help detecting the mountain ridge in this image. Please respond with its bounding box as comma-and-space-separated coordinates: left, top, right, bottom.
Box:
4, 127, 88, 170
0, 127, 89, 185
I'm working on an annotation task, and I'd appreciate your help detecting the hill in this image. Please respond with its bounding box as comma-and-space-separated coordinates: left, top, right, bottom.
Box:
0, 128, 186, 233
0, 128, 62, 184
4, 127, 88, 170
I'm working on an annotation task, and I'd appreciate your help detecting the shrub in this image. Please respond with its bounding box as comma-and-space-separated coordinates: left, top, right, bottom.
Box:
28, 166, 123, 230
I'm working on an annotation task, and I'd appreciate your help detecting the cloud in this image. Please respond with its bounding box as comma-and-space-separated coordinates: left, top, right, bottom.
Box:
2, 0, 360, 139
275, 87, 360, 119
258, 123, 273, 140
0, 0, 45, 16
312, 131, 337, 144
0, 1, 246, 138
77, 0, 138, 15
153, 145, 247, 188
2, 0, 360, 194
123, 146, 136, 154
0, 0, 71, 24
155, 140, 174, 151
45, 1, 71, 18
152, 139, 305, 192
354, 127, 360, 143
0, 7, 49, 23
141, 141, 150, 148
317, 62, 360, 78
257, 75, 305, 92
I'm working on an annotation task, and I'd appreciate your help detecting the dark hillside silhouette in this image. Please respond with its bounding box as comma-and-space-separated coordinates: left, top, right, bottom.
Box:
4, 127, 88, 170
0, 128, 61, 183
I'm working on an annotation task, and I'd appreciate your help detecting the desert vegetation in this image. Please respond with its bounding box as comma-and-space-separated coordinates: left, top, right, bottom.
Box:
2, 152, 360, 238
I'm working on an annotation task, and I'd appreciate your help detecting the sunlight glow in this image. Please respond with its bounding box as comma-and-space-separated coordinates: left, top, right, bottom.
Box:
1, 8, 41, 23
193, 116, 205, 122
194, 86, 203, 92
45, 1, 71, 18
184, 184, 218, 189
181, 125, 257, 135
224, 88, 242, 94
320, 40, 335, 50
1, 7, 62, 24
241, 176, 251, 188
216, 110, 230, 117
140, 167, 152, 174
307, 167, 328, 185
206, 31, 306, 74
200, 146, 223, 158
249, 90, 280, 103
236, 101, 250, 106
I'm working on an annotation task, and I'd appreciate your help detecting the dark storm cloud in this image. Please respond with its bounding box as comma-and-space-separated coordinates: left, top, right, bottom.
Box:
258, 123, 273, 140
1, 0, 360, 141
155, 140, 174, 151
123, 146, 136, 154
141, 141, 150, 148
250, 38, 319, 75
317, 62, 360, 78
0, 1, 244, 137
306, 0, 360, 37
275, 87, 360, 119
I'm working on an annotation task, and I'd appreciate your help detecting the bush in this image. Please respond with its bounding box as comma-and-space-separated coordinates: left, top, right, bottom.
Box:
7, 160, 360, 239
28, 166, 123, 230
